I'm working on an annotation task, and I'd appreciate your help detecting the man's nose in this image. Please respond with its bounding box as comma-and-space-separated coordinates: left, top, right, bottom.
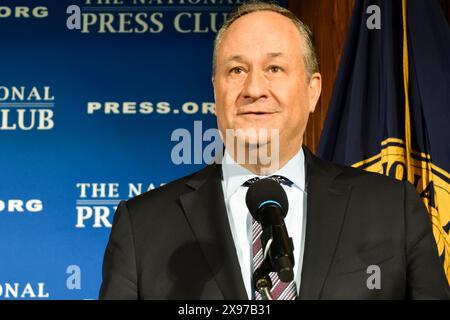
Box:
242, 70, 269, 100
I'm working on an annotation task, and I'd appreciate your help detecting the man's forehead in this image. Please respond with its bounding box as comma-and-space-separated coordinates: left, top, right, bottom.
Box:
225, 52, 288, 62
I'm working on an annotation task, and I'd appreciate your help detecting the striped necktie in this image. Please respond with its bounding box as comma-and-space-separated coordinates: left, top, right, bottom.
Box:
244, 175, 297, 300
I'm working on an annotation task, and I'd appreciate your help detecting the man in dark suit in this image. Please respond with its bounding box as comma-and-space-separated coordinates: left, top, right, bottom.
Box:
99, 2, 449, 299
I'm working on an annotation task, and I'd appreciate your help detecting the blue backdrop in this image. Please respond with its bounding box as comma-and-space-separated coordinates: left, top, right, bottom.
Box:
0, 0, 287, 299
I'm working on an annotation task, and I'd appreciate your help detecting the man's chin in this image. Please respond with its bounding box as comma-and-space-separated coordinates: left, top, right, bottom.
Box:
226, 135, 280, 170
226, 126, 278, 143
236, 134, 272, 148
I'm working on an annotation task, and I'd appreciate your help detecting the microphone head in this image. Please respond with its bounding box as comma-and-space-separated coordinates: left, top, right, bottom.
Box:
245, 178, 289, 220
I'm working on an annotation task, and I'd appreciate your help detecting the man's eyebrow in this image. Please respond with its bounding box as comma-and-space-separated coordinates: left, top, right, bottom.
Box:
225, 52, 286, 62
267, 52, 285, 58
226, 55, 246, 63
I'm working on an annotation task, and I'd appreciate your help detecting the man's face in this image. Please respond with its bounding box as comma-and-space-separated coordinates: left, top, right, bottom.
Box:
213, 11, 321, 152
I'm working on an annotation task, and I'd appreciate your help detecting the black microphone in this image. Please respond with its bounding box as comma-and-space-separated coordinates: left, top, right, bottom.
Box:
246, 178, 295, 282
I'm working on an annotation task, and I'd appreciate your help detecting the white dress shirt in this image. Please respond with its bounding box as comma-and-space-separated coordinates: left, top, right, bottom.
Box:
221, 147, 307, 299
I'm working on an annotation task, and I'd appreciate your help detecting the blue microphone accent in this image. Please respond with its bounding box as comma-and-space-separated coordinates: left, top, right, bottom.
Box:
258, 200, 283, 209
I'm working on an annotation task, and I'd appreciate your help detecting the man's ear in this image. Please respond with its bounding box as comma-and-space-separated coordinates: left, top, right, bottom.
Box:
308, 72, 322, 113
212, 76, 217, 103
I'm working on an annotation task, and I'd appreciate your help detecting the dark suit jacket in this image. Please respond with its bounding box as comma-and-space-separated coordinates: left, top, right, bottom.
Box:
99, 148, 449, 299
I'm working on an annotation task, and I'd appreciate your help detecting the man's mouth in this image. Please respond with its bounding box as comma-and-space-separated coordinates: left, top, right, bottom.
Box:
237, 111, 278, 120
242, 111, 273, 115
238, 109, 278, 116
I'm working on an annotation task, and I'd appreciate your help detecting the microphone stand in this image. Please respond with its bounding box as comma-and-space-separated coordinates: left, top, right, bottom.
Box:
253, 262, 273, 300
258, 286, 273, 301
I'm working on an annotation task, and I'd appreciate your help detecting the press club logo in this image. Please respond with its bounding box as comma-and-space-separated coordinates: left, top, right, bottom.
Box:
0, 6, 48, 19
0, 282, 49, 299
65, 1, 233, 34
0, 199, 43, 213
75, 182, 164, 228
0, 86, 55, 131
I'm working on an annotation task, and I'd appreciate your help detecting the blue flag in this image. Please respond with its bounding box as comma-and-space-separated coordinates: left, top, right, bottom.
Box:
317, 0, 450, 283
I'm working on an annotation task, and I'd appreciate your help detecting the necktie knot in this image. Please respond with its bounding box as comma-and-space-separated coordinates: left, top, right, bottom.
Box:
243, 175, 293, 187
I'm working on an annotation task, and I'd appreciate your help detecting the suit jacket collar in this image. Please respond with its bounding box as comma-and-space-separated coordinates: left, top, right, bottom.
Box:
179, 147, 352, 300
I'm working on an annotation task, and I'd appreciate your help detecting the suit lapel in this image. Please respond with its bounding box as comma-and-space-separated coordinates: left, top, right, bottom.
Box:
179, 164, 247, 300
299, 148, 352, 299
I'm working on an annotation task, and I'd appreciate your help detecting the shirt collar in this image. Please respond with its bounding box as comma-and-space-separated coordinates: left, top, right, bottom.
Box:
221, 147, 306, 201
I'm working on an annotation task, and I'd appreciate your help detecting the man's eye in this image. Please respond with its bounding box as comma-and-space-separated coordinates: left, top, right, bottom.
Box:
230, 67, 244, 74
269, 66, 282, 73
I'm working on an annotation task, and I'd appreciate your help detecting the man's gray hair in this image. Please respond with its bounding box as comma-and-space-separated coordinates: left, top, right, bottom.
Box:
212, 1, 320, 80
